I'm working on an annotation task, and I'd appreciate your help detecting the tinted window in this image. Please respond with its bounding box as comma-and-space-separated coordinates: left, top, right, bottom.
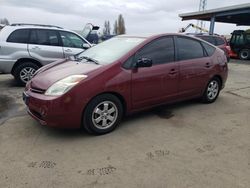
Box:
202, 42, 215, 56
215, 37, 225, 45
136, 37, 175, 65
197, 36, 216, 45
29, 29, 59, 46
60, 31, 86, 48
7, 29, 30, 43
177, 37, 204, 61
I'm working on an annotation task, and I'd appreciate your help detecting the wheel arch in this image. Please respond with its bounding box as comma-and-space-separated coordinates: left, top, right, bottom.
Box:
86, 91, 127, 115
11, 58, 42, 75
212, 75, 222, 89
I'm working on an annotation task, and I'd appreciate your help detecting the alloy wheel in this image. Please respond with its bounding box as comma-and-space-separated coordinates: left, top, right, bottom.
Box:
207, 80, 219, 100
20, 67, 36, 83
92, 101, 118, 130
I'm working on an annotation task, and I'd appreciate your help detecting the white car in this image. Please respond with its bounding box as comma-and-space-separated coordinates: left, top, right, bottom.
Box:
0, 23, 91, 85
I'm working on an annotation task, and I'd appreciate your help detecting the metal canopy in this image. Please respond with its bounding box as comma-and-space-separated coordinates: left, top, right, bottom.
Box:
179, 3, 250, 34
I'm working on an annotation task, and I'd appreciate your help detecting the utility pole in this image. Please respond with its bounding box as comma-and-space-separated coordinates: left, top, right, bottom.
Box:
196, 0, 207, 33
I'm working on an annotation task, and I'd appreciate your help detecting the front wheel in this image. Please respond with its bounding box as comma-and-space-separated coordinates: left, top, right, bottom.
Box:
13, 62, 39, 86
83, 94, 123, 135
202, 78, 221, 103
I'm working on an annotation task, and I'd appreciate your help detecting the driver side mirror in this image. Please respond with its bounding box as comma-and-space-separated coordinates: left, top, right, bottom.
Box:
82, 43, 91, 49
136, 58, 153, 68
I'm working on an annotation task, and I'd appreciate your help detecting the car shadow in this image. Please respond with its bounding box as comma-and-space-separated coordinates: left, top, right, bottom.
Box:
32, 99, 204, 139
119, 98, 201, 128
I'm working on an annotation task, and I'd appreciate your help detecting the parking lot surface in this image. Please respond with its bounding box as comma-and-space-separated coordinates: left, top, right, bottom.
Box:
0, 60, 250, 188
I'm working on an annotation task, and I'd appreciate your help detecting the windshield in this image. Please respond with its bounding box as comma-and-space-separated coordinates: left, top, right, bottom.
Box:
76, 37, 146, 64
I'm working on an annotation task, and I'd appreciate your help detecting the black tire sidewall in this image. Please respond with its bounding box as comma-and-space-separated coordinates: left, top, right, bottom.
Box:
13, 62, 39, 86
202, 78, 221, 103
83, 94, 123, 135
239, 49, 250, 60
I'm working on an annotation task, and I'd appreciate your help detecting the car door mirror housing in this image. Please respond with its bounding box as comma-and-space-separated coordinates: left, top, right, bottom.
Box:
136, 58, 153, 68
82, 43, 91, 49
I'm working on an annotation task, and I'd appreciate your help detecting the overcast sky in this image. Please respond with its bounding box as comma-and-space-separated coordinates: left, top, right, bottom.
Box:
0, 0, 249, 35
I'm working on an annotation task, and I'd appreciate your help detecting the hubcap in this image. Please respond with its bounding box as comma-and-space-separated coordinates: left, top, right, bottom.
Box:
92, 101, 118, 130
20, 67, 36, 83
207, 80, 219, 100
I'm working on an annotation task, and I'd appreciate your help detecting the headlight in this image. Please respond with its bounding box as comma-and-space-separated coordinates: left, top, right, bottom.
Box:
45, 75, 87, 96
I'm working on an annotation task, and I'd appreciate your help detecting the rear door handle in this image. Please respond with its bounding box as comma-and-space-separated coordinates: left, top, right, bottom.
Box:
205, 62, 211, 68
169, 69, 178, 75
65, 49, 72, 53
31, 46, 40, 50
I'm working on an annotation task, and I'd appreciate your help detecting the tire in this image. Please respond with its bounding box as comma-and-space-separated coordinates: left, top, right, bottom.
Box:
13, 62, 39, 86
83, 94, 123, 135
202, 77, 221, 103
239, 49, 250, 60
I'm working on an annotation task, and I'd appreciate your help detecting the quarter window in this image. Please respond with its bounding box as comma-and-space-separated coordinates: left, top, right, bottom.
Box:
7, 29, 30, 43
202, 42, 215, 56
135, 37, 175, 65
215, 37, 225, 45
177, 37, 205, 61
59, 31, 86, 48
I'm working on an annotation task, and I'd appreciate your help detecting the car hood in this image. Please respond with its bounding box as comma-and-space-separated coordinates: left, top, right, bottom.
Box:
30, 60, 102, 90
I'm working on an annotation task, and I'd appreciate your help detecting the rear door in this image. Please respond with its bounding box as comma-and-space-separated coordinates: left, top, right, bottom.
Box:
28, 29, 64, 65
59, 31, 90, 57
131, 36, 179, 109
176, 36, 212, 98
1, 28, 30, 58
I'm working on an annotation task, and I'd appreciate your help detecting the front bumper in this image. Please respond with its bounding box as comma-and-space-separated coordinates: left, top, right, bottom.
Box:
23, 90, 85, 129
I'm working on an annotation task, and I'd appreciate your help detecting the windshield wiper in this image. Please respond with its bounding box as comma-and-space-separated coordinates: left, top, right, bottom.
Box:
76, 56, 99, 65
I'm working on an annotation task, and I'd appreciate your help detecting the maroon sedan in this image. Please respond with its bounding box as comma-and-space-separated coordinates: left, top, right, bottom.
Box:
23, 34, 228, 135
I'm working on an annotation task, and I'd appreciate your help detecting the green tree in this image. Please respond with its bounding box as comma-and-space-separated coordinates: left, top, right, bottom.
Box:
117, 14, 126, 34
0, 18, 10, 25
103, 20, 111, 35
113, 20, 118, 35
113, 14, 126, 35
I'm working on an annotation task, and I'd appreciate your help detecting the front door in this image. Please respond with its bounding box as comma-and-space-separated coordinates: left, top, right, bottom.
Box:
59, 31, 90, 57
131, 36, 179, 109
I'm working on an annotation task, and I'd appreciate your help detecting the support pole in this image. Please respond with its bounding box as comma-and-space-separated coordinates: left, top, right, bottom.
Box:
209, 16, 215, 35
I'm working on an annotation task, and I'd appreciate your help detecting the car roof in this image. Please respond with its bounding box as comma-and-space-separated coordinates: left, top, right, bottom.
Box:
117, 33, 195, 39
3, 24, 80, 34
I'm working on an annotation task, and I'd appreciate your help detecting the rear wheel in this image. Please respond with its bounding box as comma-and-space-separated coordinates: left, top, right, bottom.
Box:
13, 62, 39, 86
83, 94, 123, 135
202, 77, 221, 103
239, 49, 250, 60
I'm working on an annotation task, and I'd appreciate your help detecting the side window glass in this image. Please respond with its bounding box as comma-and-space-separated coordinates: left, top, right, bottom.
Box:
122, 56, 134, 69
135, 37, 175, 65
29, 30, 37, 44
60, 31, 86, 48
202, 42, 215, 56
35, 29, 59, 46
177, 37, 205, 61
215, 37, 225, 45
198, 36, 216, 45
7, 29, 30, 43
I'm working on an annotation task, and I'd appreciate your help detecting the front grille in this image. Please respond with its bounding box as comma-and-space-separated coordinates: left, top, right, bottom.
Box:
30, 87, 45, 94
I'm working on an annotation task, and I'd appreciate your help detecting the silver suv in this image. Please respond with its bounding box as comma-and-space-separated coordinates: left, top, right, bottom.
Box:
0, 23, 91, 85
